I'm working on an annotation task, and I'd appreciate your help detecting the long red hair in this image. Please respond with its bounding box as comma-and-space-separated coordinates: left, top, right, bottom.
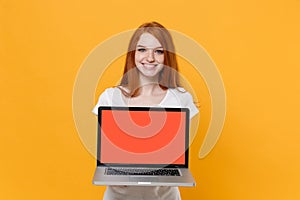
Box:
119, 22, 181, 97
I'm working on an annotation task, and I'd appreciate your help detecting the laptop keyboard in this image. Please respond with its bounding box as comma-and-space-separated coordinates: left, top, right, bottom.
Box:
105, 168, 181, 176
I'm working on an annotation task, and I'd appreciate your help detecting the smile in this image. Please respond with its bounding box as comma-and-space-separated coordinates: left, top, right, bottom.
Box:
142, 63, 158, 69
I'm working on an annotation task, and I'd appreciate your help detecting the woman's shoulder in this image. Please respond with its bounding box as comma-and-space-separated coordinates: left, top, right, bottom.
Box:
167, 87, 199, 118
102, 86, 129, 94
166, 87, 195, 106
92, 87, 125, 114
168, 87, 192, 98
101, 87, 120, 94
98, 87, 123, 98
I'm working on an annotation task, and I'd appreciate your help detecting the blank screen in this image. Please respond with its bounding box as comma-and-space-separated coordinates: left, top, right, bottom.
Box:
100, 110, 186, 164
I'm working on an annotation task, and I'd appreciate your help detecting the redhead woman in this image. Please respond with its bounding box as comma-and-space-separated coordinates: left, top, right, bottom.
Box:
92, 21, 199, 200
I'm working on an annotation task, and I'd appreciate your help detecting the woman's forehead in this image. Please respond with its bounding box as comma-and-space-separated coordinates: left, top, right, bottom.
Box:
136, 33, 162, 48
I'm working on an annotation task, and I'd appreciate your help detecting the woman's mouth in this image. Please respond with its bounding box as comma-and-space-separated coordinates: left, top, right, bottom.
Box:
142, 63, 157, 69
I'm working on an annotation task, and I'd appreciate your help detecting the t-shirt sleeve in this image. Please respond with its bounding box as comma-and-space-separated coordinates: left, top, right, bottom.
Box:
92, 89, 111, 115
184, 92, 199, 119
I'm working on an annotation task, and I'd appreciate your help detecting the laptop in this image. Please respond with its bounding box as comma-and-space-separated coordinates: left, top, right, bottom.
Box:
92, 106, 196, 186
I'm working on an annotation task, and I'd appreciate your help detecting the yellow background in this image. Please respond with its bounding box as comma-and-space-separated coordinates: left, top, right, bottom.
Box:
1, 0, 300, 199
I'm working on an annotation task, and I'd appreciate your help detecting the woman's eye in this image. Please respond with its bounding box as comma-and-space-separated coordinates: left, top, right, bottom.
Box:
137, 48, 146, 52
155, 49, 164, 55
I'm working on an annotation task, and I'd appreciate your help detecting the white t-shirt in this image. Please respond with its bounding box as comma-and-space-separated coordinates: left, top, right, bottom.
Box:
92, 87, 199, 119
92, 87, 199, 200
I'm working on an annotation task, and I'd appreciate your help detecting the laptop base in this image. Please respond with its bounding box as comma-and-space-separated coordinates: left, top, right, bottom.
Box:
93, 167, 196, 187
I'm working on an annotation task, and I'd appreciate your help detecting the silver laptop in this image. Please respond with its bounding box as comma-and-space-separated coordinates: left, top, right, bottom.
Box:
92, 106, 196, 186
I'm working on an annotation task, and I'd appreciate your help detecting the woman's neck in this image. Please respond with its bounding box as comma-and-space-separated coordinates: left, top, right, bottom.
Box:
138, 83, 162, 96
138, 74, 162, 96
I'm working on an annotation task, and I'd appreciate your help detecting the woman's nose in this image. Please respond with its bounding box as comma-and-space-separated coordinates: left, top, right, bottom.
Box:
146, 50, 155, 62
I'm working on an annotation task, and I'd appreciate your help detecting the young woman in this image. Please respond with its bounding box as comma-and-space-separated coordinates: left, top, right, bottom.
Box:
93, 21, 199, 200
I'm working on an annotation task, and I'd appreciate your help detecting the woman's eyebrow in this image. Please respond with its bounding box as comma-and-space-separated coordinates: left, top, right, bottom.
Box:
136, 45, 163, 49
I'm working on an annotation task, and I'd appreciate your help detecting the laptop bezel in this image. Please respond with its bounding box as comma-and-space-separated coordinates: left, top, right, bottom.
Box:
97, 106, 190, 169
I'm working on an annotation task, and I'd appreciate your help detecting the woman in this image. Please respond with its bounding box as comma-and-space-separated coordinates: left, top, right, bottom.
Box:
93, 21, 199, 200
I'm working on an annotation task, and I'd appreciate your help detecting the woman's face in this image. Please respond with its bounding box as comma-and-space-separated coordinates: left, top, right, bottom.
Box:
135, 33, 164, 79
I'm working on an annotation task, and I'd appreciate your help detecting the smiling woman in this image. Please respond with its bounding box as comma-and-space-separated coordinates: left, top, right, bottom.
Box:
92, 21, 199, 200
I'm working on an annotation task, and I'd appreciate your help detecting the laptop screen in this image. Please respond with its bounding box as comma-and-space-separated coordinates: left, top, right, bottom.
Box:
97, 107, 189, 167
